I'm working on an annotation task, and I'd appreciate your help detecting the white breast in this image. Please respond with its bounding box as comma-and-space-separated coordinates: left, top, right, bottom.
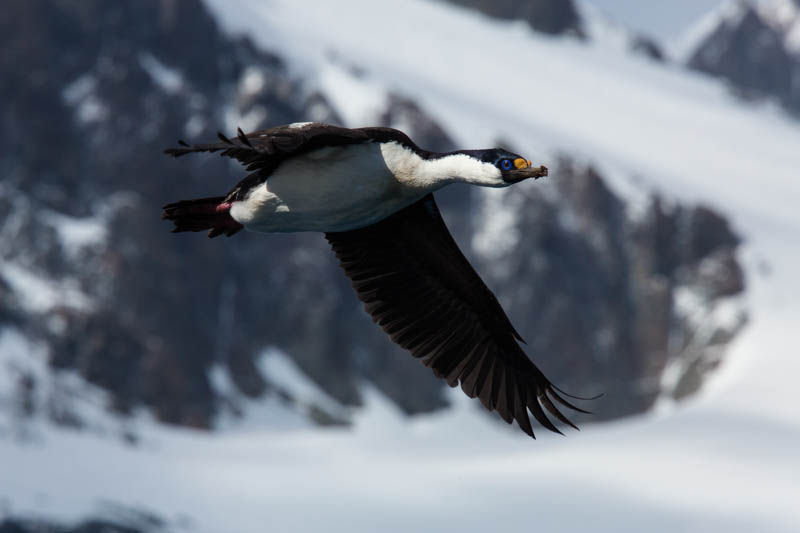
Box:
229, 142, 438, 233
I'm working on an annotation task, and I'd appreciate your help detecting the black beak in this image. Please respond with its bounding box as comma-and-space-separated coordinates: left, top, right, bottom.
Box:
503, 165, 548, 184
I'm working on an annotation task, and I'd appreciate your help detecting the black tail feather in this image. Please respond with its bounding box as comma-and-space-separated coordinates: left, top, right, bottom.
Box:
162, 196, 243, 238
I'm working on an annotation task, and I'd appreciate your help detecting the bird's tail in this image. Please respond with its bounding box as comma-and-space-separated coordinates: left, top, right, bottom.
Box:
162, 196, 244, 238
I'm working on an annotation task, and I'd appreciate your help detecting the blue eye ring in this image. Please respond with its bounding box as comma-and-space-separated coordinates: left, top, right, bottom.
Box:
500, 159, 513, 170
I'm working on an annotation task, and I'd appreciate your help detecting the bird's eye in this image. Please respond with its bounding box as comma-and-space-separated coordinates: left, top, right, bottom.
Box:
500, 159, 513, 171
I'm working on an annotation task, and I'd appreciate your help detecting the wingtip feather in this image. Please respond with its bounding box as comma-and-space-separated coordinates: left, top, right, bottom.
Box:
539, 392, 579, 431
548, 388, 594, 415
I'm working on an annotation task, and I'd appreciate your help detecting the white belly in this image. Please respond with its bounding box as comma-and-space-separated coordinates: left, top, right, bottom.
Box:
229, 143, 430, 233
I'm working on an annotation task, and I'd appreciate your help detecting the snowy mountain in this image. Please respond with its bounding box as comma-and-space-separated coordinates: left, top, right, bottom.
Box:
2, 0, 800, 531
686, 0, 800, 114
0, 0, 743, 434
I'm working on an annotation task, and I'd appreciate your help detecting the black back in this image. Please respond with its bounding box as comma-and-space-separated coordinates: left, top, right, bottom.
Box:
165, 123, 430, 201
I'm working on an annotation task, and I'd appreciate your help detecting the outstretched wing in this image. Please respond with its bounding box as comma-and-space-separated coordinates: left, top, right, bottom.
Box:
164, 123, 423, 201
326, 194, 589, 438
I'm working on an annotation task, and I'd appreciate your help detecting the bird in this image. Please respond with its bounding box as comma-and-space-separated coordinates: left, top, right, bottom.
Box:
162, 122, 591, 438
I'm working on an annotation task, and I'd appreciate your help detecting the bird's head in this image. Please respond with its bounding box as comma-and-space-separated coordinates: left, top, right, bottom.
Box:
434, 148, 548, 188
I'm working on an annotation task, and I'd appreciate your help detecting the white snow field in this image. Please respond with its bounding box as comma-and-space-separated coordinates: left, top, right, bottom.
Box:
3, 0, 800, 531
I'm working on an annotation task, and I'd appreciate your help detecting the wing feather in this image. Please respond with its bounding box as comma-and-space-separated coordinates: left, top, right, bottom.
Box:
326, 194, 588, 437
165, 123, 424, 202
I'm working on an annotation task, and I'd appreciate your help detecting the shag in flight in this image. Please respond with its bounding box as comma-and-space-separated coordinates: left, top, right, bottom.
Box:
163, 122, 590, 438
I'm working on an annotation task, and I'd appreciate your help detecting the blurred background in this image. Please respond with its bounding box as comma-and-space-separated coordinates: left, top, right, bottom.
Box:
1, 0, 799, 531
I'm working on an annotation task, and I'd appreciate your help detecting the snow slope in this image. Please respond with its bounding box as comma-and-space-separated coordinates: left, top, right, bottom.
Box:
3, 1, 800, 531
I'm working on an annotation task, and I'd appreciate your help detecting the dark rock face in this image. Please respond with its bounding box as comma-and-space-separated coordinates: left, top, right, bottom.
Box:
0, 507, 165, 533
0, 0, 745, 431
0, 0, 318, 428
0, 519, 144, 533
687, 3, 800, 113
445, 0, 583, 37
379, 93, 456, 154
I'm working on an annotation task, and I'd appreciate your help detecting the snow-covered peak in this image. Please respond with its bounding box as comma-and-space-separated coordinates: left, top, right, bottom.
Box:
681, 0, 800, 58
674, 0, 752, 61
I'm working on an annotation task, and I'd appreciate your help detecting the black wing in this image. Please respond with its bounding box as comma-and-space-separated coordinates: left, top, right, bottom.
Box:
326, 194, 588, 438
164, 123, 424, 201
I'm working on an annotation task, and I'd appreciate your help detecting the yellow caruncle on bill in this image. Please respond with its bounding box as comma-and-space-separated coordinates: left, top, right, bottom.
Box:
514, 158, 531, 169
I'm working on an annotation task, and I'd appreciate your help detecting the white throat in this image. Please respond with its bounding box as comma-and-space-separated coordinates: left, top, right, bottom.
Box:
379, 143, 503, 189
